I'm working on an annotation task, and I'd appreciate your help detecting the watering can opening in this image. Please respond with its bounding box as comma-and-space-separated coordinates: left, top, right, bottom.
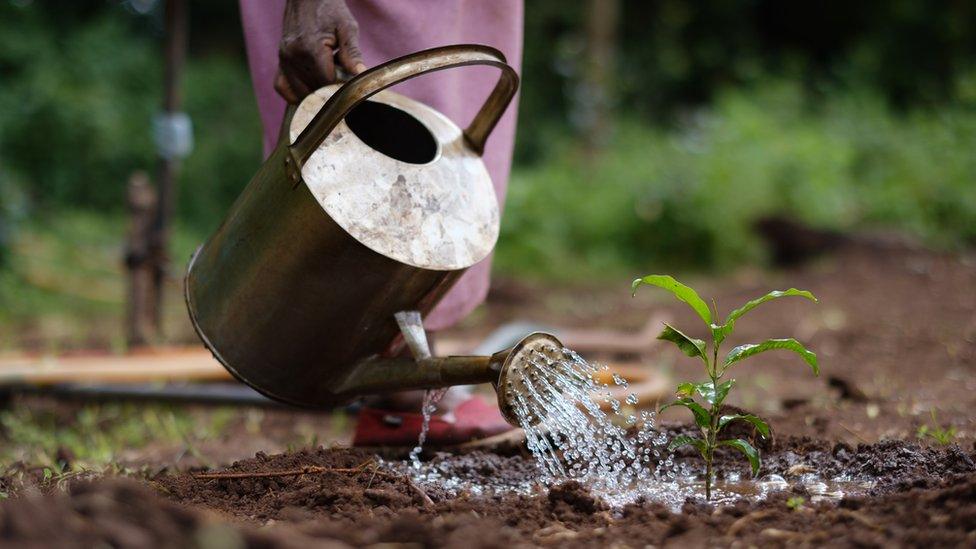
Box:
344, 100, 439, 165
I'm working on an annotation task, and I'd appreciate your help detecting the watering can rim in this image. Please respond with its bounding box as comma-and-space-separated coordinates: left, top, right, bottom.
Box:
280, 44, 520, 272
288, 86, 500, 271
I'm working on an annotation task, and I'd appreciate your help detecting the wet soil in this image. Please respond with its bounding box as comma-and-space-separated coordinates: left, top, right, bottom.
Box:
3, 242, 976, 546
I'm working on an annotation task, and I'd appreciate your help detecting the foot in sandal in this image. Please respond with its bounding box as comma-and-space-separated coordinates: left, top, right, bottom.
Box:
352, 389, 514, 447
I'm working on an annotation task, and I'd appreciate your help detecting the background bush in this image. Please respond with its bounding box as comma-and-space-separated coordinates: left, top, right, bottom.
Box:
499, 81, 976, 278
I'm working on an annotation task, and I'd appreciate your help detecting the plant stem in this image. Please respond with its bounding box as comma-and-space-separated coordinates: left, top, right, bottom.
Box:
705, 383, 718, 500
704, 336, 721, 500
704, 447, 713, 500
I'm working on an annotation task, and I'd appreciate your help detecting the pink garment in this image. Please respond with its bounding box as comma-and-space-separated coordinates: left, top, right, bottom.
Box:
239, 0, 523, 331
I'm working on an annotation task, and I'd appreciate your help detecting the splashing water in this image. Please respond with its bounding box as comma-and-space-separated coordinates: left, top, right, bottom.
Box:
506, 346, 674, 505
396, 344, 872, 509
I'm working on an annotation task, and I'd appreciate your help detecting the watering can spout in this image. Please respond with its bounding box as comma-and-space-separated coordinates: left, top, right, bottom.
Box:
333, 318, 563, 427
333, 354, 501, 398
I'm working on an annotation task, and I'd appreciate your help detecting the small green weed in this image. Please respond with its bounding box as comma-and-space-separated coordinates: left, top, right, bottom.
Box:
917, 409, 957, 445
633, 274, 819, 500
786, 496, 806, 511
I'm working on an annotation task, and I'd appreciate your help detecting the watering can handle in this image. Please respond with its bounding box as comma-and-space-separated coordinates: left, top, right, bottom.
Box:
288, 44, 519, 164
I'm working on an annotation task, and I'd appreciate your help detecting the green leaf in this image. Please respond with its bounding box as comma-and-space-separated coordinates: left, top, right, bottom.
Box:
720, 438, 761, 476
693, 379, 735, 406
632, 275, 712, 326
658, 324, 707, 362
660, 398, 711, 429
718, 414, 771, 438
724, 338, 819, 375
714, 289, 817, 344
668, 435, 707, 457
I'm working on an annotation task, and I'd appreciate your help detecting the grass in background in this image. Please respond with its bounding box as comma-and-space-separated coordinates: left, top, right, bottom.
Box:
496, 80, 976, 280
0, 401, 234, 472
0, 212, 203, 351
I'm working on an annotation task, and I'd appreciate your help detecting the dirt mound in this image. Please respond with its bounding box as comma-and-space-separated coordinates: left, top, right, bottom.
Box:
0, 478, 273, 548
756, 437, 976, 492
157, 447, 430, 522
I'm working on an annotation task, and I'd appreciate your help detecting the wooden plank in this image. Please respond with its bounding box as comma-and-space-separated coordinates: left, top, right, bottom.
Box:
0, 347, 231, 385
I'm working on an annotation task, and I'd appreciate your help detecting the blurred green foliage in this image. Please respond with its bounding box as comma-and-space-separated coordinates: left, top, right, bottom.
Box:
519, 0, 976, 162
0, 1, 260, 236
0, 6, 158, 210
1, 0, 975, 282
499, 81, 976, 277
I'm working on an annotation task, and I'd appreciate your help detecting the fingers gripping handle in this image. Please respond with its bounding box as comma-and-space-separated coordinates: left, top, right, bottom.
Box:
289, 44, 519, 166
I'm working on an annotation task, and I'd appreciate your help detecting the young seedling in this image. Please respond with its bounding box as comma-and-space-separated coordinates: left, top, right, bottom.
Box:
917, 409, 956, 445
632, 275, 819, 500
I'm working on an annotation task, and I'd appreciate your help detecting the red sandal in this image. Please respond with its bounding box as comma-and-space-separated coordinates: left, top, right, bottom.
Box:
352, 395, 514, 447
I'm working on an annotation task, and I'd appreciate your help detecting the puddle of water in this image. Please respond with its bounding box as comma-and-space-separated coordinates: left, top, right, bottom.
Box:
388, 453, 874, 510
391, 454, 874, 510
609, 472, 875, 509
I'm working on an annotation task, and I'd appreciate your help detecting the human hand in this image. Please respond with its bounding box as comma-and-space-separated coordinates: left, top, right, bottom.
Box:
276, 0, 366, 103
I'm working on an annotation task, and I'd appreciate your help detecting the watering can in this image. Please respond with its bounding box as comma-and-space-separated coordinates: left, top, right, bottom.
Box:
185, 44, 560, 425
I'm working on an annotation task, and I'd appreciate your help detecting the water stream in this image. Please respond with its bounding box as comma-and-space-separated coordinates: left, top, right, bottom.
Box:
409, 387, 449, 468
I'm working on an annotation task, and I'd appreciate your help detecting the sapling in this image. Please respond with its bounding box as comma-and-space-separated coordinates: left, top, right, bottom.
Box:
632, 275, 819, 500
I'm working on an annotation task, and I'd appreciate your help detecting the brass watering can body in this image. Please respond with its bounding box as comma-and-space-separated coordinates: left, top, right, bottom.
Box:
186, 45, 551, 419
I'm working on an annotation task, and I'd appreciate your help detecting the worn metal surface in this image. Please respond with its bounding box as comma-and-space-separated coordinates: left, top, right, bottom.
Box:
292, 86, 499, 270
185, 45, 521, 409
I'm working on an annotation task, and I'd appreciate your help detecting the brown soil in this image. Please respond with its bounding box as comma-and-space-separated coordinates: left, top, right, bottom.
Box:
3, 241, 976, 547
3, 437, 975, 547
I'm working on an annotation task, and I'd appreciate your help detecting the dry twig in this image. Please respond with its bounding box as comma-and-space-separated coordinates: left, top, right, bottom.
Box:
192, 465, 365, 480
192, 460, 434, 507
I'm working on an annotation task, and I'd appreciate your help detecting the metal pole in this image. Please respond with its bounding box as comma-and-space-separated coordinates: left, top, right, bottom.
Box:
581, 0, 619, 154
149, 0, 189, 339
124, 171, 157, 347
